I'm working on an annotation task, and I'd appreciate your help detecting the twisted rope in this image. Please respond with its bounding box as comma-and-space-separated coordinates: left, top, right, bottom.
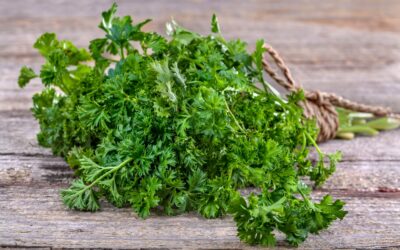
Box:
262, 43, 400, 142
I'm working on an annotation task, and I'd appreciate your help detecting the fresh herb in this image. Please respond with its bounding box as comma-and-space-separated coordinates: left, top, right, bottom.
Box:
18, 3, 346, 246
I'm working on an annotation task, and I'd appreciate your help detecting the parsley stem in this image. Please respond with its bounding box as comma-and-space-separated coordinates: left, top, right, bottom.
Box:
103, 56, 119, 63
302, 132, 307, 152
120, 47, 125, 60
298, 187, 315, 210
305, 132, 323, 156
73, 157, 132, 197
260, 79, 270, 94
223, 96, 245, 132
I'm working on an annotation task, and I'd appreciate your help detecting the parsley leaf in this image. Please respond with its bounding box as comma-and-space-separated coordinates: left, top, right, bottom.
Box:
18, 66, 37, 88
211, 14, 220, 33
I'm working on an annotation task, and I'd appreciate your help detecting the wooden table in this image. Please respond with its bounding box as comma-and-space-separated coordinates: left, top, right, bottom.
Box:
1, 1, 399, 249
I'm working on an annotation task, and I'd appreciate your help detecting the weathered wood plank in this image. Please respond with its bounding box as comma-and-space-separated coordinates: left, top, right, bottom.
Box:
319, 133, 400, 162
0, 155, 68, 186
324, 161, 400, 192
1, 154, 399, 193
1, 186, 399, 249
0, 111, 50, 156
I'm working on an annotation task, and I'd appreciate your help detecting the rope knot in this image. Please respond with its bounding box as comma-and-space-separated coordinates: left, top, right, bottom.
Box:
262, 43, 398, 142
306, 91, 326, 106
303, 91, 339, 142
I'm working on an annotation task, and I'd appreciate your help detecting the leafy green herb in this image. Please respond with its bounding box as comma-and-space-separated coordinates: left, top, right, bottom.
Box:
18, 66, 37, 88
211, 14, 220, 33
19, 4, 346, 246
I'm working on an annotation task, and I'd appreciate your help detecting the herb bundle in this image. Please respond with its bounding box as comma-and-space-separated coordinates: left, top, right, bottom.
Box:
18, 4, 346, 246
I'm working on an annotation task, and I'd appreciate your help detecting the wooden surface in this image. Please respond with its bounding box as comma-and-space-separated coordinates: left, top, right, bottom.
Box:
1, 0, 400, 249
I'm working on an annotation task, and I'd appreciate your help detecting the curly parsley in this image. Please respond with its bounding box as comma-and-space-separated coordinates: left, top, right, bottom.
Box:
18, 3, 346, 246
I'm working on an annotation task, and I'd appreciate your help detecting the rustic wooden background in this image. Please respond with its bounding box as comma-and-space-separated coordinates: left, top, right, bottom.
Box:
1, 0, 400, 249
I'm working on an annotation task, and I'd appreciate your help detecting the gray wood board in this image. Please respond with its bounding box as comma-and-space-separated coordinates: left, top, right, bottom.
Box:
1, 151, 399, 192
1, 186, 399, 249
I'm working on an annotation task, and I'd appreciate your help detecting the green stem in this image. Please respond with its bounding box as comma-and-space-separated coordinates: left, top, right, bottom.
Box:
223, 96, 245, 132
260, 79, 270, 93
298, 187, 316, 210
120, 46, 125, 60
227, 166, 233, 183
73, 157, 132, 197
103, 56, 119, 63
336, 132, 355, 140
305, 132, 323, 156
301, 132, 307, 152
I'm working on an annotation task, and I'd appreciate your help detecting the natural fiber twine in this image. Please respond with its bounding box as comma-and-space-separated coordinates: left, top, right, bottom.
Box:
262, 43, 400, 142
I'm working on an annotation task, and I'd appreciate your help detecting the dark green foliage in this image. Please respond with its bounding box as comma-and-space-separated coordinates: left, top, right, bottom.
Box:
18, 66, 37, 87
19, 4, 346, 246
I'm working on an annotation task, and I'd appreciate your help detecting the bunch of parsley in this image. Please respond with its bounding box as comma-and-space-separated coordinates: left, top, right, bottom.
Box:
18, 4, 346, 246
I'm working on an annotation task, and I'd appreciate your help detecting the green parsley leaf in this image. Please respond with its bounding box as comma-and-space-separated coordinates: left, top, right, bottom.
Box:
18, 66, 37, 88
211, 14, 220, 33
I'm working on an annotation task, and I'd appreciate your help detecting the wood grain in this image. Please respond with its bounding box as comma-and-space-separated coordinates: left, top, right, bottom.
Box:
1, 151, 399, 192
1, 186, 399, 249
1, 0, 400, 249
0, 111, 50, 156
